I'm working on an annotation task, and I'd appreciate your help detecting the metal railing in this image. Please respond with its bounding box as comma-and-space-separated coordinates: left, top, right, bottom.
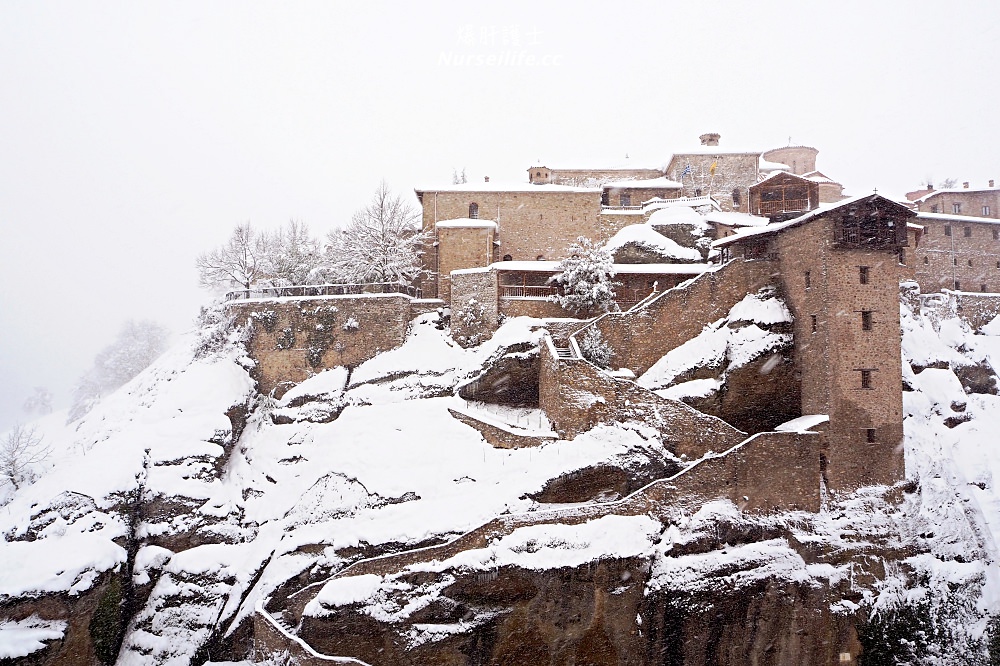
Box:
499, 285, 557, 298
758, 199, 809, 215
225, 282, 421, 302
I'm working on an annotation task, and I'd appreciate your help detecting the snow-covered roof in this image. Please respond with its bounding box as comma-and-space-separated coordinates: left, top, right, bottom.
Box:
415, 182, 599, 194
490, 260, 714, 275
802, 170, 841, 185
604, 177, 682, 189
668, 146, 763, 158
605, 225, 703, 262
916, 212, 1000, 226
712, 193, 914, 249
436, 218, 497, 229
752, 170, 813, 186
914, 186, 1000, 203
758, 158, 791, 172
704, 211, 771, 228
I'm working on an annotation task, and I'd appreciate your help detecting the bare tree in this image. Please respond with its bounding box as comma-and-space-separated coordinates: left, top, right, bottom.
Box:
22, 386, 53, 416
68, 320, 170, 422
1, 425, 50, 490
262, 219, 323, 287
196, 222, 268, 292
324, 181, 427, 284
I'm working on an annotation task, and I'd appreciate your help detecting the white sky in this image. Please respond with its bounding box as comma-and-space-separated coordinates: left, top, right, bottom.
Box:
1, 0, 998, 429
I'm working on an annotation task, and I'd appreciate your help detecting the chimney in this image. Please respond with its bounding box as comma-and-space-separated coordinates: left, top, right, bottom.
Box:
963, 181, 970, 189
484, 176, 490, 183
699, 133, 721, 146
927, 184, 934, 191
990, 179, 995, 188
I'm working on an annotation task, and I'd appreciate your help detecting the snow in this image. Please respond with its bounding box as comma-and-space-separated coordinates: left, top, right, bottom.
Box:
280, 367, 349, 404
415, 181, 598, 193
605, 225, 702, 262
315, 573, 387, 607
604, 177, 682, 189
916, 211, 1000, 226
435, 218, 497, 228
0, 617, 67, 659
0, 533, 126, 597
704, 211, 771, 228
774, 414, 829, 433
758, 158, 791, 171
647, 206, 710, 229
490, 260, 713, 275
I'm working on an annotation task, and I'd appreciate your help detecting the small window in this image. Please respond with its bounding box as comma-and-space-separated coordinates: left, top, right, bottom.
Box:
860, 369, 873, 389
866, 428, 877, 443
535, 171, 542, 177
732, 188, 741, 206
810, 314, 818, 333
536, 255, 545, 261
944, 225, 952, 236
982, 284, 988, 292
805, 271, 811, 289
898, 248, 907, 265
931, 204, 940, 213
923, 256, 929, 265
859, 266, 869, 284
955, 280, 962, 290
953, 257, 958, 266
993, 228, 999, 240
620, 193, 631, 206
953, 203, 962, 214
695, 188, 702, 196
469, 202, 479, 219
502, 254, 512, 262
861, 310, 873, 331
985, 206, 992, 216
968, 259, 974, 267
964, 226, 972, 237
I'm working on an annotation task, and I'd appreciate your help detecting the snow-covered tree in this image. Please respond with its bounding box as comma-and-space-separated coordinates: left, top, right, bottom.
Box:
261, 219, 323, 287
1, 424, 50, 491
22, 386, 53, 416
68, 320, 170, 422
324, 181, 427, 284
549, 237, 620, 316
196, 222, 268, 292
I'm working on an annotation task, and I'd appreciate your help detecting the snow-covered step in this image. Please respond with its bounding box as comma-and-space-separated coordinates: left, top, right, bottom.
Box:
554, 346, 577, 359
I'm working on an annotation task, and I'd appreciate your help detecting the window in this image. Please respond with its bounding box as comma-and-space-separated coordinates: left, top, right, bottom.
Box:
805, 271, 811, 289
859, 266, 869, 284
866, 428, 877, 443
861, 310, 873, 331
982, 284, 988, 292
469, 202, 479, 219
810, 314, 818, 333
695, 188, 702, 196
860, 369, 873, 389
923, 256, 929, 265
953, 203, 962, 214
898, 248, 907, 265
620, 193, 631, 206
502, 254, 512, 262
985, 206, 992, 216
732, 188, 741, 206
993, 227, 999, 240
953, 257, 958, 266
969, 259, 974, 267
964, 226, 972, 237
536, 255, 545, 261
931, 204, 940, 213
944, 225, 952, 236
955, 280, 962, 290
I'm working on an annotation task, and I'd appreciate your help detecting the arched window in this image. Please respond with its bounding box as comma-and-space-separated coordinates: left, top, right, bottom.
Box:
502, 254, 512, 261
695, 188, 702, 197
469, 202, 479, 219
732, 188, 742, 206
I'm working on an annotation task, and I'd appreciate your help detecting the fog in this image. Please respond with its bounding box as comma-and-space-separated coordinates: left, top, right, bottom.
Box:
2, 0, 997, 429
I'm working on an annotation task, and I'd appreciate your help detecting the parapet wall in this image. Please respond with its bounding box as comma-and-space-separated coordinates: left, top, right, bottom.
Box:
538, 336, 745, 458
228, 294, 433, 397
952, 291, 1000, 330
577, 259, 777, 375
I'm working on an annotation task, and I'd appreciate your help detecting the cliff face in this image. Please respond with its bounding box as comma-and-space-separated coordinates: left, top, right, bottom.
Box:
2, 297, 999, 666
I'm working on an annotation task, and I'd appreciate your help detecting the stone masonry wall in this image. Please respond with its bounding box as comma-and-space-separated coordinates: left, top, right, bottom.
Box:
913, 215, 1000, 294
951, 292, 1000, 330
916, 189, 1000, 218
581, 259, 776, 375
538, 337, 745, 459
449, 268, 499, 346
228, 294, 415, 397
665, 154, 758, 213
436, 223, 495, 303
448, 409, 556, 449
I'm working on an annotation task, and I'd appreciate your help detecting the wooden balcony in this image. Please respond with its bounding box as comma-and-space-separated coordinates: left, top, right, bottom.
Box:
759, 199, 809, 215
500, 285, 557, 298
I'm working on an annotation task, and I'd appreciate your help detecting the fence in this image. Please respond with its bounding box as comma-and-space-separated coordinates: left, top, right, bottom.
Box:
225, 282, 421, 302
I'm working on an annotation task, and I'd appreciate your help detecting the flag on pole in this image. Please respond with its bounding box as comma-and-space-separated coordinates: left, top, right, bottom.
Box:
680, 164, 692, 178
709, 161, 718, 176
